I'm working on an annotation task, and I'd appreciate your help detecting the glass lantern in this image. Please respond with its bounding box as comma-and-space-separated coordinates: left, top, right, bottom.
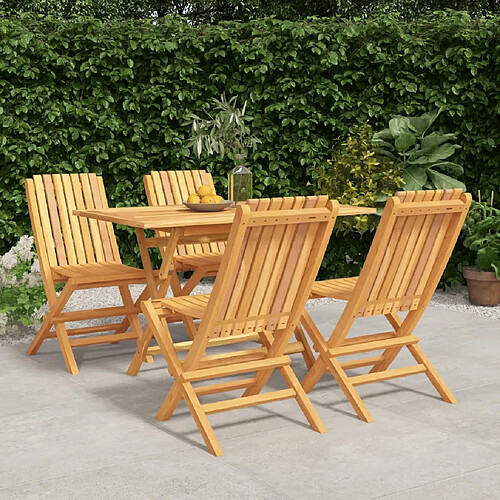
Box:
228, 153, 253, 203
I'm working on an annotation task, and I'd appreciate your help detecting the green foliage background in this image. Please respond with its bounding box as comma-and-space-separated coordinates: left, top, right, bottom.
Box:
0, 12, 498, 283
3, 1, 499, 22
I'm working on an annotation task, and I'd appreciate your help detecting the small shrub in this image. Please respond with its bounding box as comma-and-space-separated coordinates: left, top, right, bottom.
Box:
312, 124, 404, 234
0, 236, 48, 335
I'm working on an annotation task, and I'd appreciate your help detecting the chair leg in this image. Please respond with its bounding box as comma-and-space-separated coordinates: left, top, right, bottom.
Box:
301, 357, 327, 393
280, 365, 326, 433
299, 312, 330, 392
118, 285, 154, 364
179, 268, 206, 296
323, 355, 374, 423
113, 284, 150, 333
170, 273, 183, 296
408, 344, 457, 404
54, 323, 79, 375
369, 312, 404, 373
156, 381, 183, 421
26, 315, 52, 355
183, 316, 198, 341
180, 382, 224, 457
27, 282, 74, 356
127, 324, 154, 376
294, 324, 316, 370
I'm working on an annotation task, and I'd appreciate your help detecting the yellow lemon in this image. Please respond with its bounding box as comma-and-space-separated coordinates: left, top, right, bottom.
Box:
197, 185, 212, 197
213, 195, 223, 203
201, 195, 215, 203
187, 193, 201, 203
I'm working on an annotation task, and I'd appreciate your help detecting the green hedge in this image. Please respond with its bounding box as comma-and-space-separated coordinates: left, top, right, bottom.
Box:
1, 12, 498, 283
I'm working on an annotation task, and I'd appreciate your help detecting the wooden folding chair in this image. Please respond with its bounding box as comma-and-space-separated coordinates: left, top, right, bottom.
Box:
25, 173, 155, 374
144, 170, 225, 296
301, 189, 471, 423
139, 196, 339, 456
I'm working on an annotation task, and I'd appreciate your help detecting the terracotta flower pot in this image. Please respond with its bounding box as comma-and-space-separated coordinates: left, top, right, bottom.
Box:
463, 267, 500, 306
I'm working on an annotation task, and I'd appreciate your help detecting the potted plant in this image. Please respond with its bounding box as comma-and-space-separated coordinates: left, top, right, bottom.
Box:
462, 193, 500, 305
185, 94, 260, 202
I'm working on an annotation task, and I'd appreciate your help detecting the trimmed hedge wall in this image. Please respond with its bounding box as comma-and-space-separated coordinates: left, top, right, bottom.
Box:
0, 12, 498, 282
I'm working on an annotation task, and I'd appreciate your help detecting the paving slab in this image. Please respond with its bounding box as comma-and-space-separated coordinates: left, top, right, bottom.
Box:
0, 302, 499, 499
378, 463, 500, 500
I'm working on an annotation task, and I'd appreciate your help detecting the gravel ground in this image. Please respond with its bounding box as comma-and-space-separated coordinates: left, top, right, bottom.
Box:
1, 280, 498, 347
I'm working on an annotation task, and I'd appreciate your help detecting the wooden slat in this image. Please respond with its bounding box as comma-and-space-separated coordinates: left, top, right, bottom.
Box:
242, 198, 288, 332
340, 356, 385, 370
280, 198, 328, 314
258, 197, 296, 316
349, 364, 427, 386
96, 176, 121, 261
375, 190, 426, 307
194, 378, 256, 396
181, 355, 292, 382
33, 176, 58, 267
329, 335, 419, 357
52, 175, 78, 265
202, 389, 296, 415
227, 202, 268, 328
45, 323, 124, 338
411, 190, 461, 298
61, 175, 87, 263
390, 190, 436, 305
88, 174, 114, 261
174, 169, 190, 201
173, 332, 260, 351
41, 175, 67, 265
341, 331, 396, 346
70, 332, 136, 347
52, 306, 137, 323
395, 200, 468, 215
25, 178, 56, 294
80, 174, 104, 261
71, 174, 96, 263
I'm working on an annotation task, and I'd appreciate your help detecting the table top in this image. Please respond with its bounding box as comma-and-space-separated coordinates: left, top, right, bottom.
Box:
74, 204, 377, 230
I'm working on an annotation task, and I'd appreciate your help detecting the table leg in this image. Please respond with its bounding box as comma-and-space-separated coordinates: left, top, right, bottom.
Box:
131, 228, 180, 374
136, 228, 161, 299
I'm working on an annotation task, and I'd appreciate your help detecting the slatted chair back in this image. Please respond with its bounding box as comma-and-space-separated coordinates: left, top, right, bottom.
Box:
25, 174, 121, 281
144, 170, 224, 256
345, 189, 470, 320
200, 196, 336, 340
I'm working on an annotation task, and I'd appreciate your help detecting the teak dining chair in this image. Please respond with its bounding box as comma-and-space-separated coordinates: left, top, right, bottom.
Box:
300, 189, 471, 423
139, 196, 339, 456
127, 196, 323, 375
144, 170, 225, 296
25, 173, 154, 374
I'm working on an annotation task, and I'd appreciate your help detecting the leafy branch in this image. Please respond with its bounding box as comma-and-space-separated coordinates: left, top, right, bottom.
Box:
185, 94, 260, 160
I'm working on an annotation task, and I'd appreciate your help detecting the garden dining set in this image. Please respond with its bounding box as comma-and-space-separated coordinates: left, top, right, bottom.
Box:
24, 171, 471, 456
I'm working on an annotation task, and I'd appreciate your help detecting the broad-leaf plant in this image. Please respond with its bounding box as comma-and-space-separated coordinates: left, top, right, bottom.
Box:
373, 109, 466, 192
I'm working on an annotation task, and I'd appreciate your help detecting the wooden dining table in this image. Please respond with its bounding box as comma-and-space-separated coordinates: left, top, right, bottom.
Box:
73, 203, 377, 301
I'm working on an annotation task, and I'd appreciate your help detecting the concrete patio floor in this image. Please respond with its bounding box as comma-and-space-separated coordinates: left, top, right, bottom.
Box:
1, 302, 499, 499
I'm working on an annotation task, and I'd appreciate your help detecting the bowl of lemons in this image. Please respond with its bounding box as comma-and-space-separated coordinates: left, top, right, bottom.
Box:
183, 185, 233, 212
